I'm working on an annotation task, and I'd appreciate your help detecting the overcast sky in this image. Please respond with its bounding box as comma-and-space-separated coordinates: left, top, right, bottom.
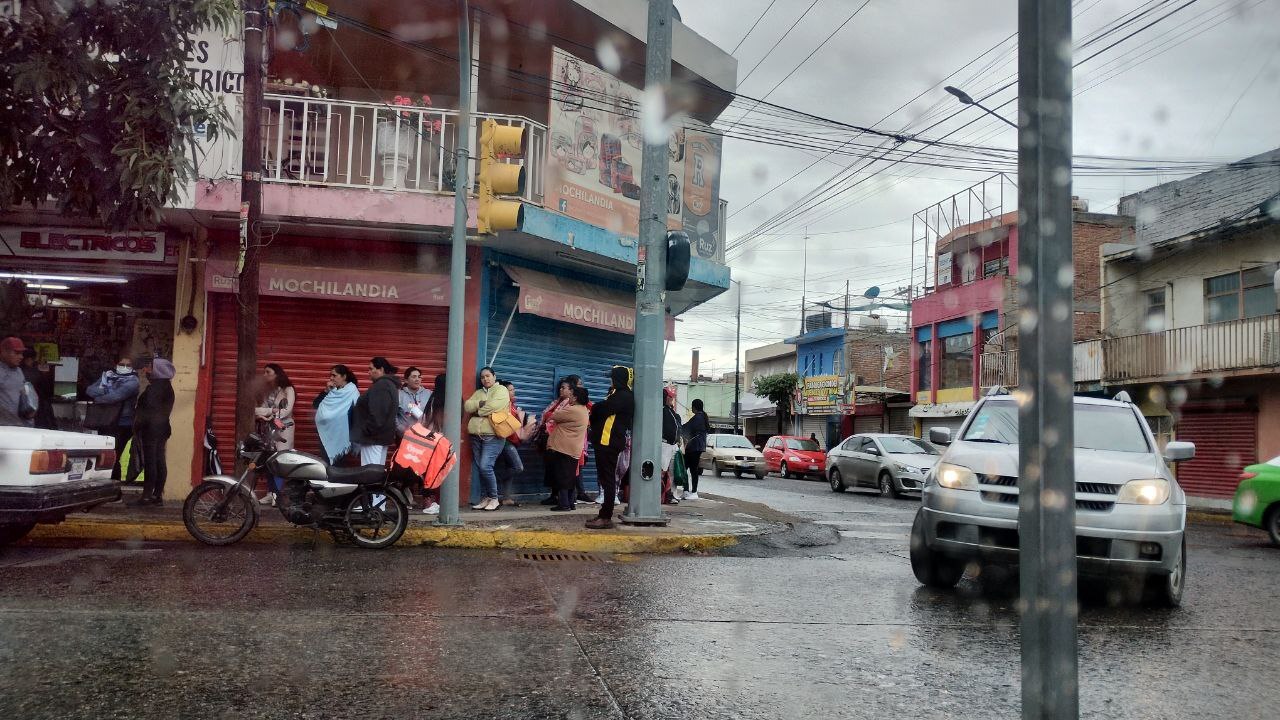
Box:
659, 0, 1280, 383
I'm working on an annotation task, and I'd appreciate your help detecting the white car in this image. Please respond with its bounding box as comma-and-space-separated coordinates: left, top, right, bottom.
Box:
0, 427, 120, 545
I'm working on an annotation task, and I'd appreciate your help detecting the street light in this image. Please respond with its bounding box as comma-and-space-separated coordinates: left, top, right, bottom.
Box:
944, 85, 1018, 129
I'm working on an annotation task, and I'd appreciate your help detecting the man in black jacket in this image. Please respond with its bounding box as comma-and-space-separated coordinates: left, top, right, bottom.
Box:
351, 357, 399, 466
586, 365, 633, 529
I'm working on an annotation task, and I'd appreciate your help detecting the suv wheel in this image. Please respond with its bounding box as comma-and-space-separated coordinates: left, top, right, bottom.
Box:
910, 512, 964, 589
1145, 537, 1186, 608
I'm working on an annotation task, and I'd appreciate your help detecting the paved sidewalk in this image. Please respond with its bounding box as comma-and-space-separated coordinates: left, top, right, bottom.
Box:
25, 488, 800, 554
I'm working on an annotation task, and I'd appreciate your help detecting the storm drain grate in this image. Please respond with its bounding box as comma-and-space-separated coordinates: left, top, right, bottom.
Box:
519, 552, 604, 563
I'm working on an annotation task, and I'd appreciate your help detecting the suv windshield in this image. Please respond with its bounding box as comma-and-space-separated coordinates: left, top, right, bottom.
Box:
879, 437, 939, 455
787, 439, 820, 451
962, 401, 1151, 453
715, 435, 753, 449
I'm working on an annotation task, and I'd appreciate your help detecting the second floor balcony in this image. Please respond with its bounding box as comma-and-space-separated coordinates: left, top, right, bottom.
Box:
226, 93, 548, 204
1103, 313, 1280, 383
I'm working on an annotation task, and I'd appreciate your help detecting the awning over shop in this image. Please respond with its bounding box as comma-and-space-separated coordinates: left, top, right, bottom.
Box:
503, 265, 675, 340
909, 401, 975, 418
736, 393, 775, 419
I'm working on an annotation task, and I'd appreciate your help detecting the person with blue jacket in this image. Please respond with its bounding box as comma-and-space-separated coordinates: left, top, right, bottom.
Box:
86, 355, 141, 480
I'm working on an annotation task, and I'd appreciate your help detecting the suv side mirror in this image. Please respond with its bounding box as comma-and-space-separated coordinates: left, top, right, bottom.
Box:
929, 427, 952, 445
1164, 441, 1195, 462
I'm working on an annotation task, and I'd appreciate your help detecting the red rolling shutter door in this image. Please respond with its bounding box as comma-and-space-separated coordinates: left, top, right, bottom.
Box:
210, 295, 447, 457
1174, 406, 1257, 499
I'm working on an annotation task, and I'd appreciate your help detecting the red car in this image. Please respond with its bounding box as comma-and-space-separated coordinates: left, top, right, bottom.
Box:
762, 436, 827, 479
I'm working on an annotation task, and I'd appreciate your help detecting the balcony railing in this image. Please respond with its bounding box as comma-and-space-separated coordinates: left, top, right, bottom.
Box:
1102, 313, 1280, 383
980, 340, 1104, 389
257, 94, 547, 204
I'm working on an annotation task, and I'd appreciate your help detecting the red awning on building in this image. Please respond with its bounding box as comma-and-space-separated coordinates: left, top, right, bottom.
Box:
504, 265, 675, 340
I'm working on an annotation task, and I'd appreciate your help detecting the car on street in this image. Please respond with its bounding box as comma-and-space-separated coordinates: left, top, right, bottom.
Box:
702, 433, 766, 478
0, 427, 120, 545
761, 435, 826, 479
1232, 455, 1280, 546
910, 391, 1194, 607
827, 433, 940, 498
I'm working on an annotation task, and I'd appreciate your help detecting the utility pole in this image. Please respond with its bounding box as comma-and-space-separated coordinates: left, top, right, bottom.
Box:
733, 280, 741, 435
234, 0, 264, 457
1017, 0, 1077, 717
437, 0, 471, 527
621, 0, 672, 526
800, 228, 808, 335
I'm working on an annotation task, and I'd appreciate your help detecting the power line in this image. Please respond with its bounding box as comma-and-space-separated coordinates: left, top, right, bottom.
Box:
735, 0, 821, 88
731, 0, 780, 55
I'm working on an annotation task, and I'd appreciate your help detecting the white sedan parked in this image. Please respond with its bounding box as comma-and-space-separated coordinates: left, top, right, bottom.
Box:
0, 427, 120, 545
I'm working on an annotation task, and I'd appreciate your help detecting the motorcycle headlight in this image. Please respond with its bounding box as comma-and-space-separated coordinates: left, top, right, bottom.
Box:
1116, 478, 1170, 505
934, 462, 978, 490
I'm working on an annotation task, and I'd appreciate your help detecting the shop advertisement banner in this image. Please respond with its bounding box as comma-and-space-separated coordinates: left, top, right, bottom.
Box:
205, 261, 449, 306
801, 374, 842, 411
546, 47, 725, 263
0, 226, 167, 263
516, 281, 676, 340
174, 24, 245, 208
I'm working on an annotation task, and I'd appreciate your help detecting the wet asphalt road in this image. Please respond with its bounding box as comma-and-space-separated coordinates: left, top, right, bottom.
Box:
1, 474, 1277, 720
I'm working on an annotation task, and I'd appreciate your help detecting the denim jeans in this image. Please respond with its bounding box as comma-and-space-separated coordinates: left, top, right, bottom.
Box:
498, 441, 524, 499
470, 434, 505, 499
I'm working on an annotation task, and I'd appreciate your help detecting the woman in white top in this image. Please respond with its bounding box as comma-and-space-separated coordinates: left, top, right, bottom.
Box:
255, 363, 296, 450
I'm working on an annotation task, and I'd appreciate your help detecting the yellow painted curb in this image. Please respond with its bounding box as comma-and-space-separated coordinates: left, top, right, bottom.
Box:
1187, 511, 1233, 525
26, 519, 739, 554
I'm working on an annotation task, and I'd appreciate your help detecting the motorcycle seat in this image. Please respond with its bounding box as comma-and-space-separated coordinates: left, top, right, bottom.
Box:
326, 465, 387, 484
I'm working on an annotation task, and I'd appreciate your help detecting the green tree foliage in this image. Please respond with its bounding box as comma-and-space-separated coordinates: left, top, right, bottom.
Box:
753, 372, 798, 434
0, 0, 237, 229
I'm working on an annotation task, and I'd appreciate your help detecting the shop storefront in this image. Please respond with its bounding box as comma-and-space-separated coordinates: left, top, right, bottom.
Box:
0, 225, 180, 430
482, 260, 673, 500
201, 257, 450, 460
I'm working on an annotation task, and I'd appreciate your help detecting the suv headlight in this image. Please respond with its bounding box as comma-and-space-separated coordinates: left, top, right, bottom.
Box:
934, 462, 978, 490
1116, 478, 1170, 505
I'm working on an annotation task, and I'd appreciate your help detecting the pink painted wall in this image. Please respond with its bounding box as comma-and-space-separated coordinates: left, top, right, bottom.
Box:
912, 274, 1006, 327
192, 180, 465, 228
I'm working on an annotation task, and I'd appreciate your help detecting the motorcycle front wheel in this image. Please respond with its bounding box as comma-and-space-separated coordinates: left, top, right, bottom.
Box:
343, 489, 408, 549
183, 481, 258, 546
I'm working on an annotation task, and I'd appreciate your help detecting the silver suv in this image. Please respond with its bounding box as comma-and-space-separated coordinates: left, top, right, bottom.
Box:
910, 392, 1194, 607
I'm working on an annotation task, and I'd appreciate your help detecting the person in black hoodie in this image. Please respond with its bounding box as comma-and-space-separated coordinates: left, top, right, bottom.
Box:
132, 358, 176, 506
586, 365, 633, 529
350, 357, 400, 466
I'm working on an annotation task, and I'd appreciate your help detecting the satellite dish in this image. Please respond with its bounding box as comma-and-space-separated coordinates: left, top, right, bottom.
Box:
863, 286, 880, 298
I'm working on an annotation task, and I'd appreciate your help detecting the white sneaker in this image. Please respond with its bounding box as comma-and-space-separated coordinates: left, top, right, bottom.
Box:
684, 492, 700, 500
258, 492, 276, 506
423, 502, 440, 515
471, 498, 489, 510
594, 493, 605, 504
484, 497, 500, 511
673, 489, 685, 501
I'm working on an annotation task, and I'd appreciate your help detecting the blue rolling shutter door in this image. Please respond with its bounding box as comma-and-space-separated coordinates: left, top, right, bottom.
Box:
487, 287, 634, 498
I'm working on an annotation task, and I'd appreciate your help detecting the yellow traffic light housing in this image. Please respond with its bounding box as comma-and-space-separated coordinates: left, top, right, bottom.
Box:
477, 120, 527, 234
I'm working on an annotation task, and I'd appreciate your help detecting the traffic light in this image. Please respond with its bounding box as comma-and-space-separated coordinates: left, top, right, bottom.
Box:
665, 231, 690, 291
477, 119, 527, 234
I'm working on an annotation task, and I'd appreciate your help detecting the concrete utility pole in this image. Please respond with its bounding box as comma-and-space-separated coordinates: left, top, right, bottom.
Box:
437, 0, 471, 527
621, 0, 673, 526
234, 0, 264, 457
1016, 0, 1077, 717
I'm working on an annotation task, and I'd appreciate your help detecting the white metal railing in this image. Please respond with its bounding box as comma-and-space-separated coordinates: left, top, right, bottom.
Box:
257, 94, 547, 204
980, 339, 1105, 389
1103, 313, 1280, 382
1073, 339, 1102, 383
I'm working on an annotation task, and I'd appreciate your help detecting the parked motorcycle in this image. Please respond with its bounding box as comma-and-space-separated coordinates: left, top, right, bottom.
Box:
182, 424, 412, 549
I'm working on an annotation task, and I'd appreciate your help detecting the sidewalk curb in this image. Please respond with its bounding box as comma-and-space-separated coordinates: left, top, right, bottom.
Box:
26, 518, 743, 554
